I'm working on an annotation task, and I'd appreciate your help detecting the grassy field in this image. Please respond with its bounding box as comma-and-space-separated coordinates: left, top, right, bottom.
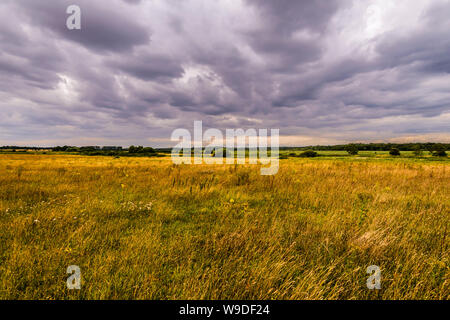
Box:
0, 154, 448, 299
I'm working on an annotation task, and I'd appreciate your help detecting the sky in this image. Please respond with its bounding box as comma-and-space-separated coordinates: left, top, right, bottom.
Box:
0, 0, 449, 147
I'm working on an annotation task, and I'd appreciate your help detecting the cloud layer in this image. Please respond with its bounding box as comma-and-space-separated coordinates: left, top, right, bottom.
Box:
0, 0, 449, 146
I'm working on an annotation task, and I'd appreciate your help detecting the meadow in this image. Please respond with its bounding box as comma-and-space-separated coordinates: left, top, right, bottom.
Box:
0, 153, 448, 299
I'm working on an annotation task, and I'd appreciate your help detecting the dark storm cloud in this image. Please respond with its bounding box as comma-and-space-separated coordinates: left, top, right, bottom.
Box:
12, 0, 150, 53
246, 0, 340, 34
246, 33, 323, 73
0, 11, 66, 92
271, 58, 375, 107
243, 0, 341, 73
108, 53, 185, 82
189, 45, 258, 100
0, 0, 449, 146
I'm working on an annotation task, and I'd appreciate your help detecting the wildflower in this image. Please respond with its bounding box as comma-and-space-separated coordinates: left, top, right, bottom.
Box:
121, 183, 126, 189
230, 198, 235, 203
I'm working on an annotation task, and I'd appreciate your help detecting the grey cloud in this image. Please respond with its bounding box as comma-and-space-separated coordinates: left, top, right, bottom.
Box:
0, 0, 449, 147
374, 1, 450, 75
246, 0, 340, 35
108, 53, 185, 82
122, 0, 142, 5
242, 0, 341, 73
13, 0, 150, 53
246, 33, 323, 73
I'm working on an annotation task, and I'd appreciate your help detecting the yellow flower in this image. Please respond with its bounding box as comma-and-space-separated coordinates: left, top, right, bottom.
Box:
230, 198, 234, 203
121, 184, 126, 189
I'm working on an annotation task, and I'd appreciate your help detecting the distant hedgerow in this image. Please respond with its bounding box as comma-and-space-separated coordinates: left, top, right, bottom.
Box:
389, 148, 401, 156
299, 150, 318, 157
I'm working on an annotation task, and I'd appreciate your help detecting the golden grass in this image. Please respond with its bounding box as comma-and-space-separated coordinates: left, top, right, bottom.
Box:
0, 154, 448, 299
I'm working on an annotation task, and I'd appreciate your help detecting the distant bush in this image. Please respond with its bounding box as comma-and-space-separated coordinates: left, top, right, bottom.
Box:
432, 150, 447, 157
431, 144, 447, 157
389, 148, 401, 156
345, 144, 359, 155
413, 146, 423, 157
128, 146, 156, 154
299, 150, 318, 157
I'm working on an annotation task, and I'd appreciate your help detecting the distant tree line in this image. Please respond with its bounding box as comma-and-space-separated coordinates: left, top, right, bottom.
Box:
0, 146, 48, 150
52, 146, 123, 152
2, 143, 448, 152
279, 143, 449, 152
49, 145, 160, 157
1, 143, 448, 157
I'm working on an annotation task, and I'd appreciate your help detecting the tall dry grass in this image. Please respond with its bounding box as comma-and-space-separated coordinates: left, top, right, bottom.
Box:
0, 154, 448, 299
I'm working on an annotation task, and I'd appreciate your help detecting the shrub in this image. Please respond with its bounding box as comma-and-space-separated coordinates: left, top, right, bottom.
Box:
143, 147, 156, 154
413, 147, 423, 157
432, 150, 447, 157
389, 148, 401, 156
345, 144, 359, 155
299, 150, 318, 157
431, 144, 447, 157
